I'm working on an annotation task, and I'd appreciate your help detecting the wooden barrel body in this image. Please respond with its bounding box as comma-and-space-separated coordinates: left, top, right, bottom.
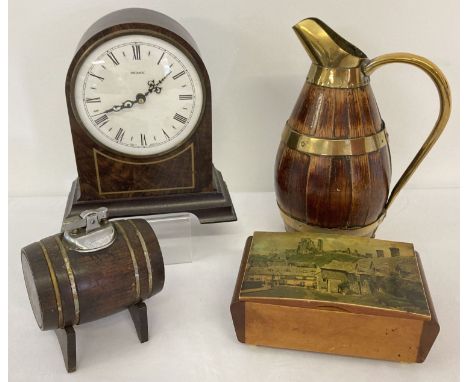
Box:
21, 219, 164, 330
275, 81, 391, 236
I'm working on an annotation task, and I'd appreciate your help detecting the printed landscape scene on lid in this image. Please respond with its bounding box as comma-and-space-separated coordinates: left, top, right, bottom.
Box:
240, 232, 430, 316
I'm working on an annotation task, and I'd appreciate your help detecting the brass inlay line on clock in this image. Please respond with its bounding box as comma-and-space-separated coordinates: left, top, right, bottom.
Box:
94, 144, 195, 195
39, 241, 64, 328
282, 123, 388, 156
54, 236, 80, 325
128, 220, 153, 295
114, 221, 141, 300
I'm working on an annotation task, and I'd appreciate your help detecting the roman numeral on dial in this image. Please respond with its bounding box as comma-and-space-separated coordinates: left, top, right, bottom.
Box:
173, 113, 187, 124
140, 133, 147, 146
89, 73, 104, 81
172, 71, 185, 80
132, 44, 141, 60
115, 128, 125, 142
85, 97, 101, 103
157, 52, 165, 65
94, 114, 109, 127
179, 94, 193, 100
107, 52, 119, 65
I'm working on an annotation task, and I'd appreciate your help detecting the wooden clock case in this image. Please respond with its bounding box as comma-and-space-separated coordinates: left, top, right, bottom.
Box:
64, 8, 236, 223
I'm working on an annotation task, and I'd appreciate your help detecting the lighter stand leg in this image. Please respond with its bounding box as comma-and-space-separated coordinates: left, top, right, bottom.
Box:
54, 326, 76, 373
128, 301, 148, 343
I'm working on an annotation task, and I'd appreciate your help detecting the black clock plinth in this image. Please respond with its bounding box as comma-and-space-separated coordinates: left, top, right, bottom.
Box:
63, 165, 237, 224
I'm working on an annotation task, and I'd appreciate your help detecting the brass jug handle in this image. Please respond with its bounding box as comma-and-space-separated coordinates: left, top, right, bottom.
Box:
363, 53, 451, 210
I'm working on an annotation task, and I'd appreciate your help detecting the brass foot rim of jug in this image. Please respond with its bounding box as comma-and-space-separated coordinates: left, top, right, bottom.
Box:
278, 207, 386, 238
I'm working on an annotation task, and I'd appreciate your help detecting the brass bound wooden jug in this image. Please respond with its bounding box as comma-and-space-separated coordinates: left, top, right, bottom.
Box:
275, 18, 451, 237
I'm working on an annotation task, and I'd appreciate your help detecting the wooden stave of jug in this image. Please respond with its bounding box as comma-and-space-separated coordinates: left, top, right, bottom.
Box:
275, 80, 392, 237
21, 219, 165, 330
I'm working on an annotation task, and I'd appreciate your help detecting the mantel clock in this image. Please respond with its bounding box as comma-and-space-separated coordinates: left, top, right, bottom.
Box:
64, 8, 236, 223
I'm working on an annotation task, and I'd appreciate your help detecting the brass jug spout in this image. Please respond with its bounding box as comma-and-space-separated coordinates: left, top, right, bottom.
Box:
293, 18, 369, 88
293, 18, 367, 68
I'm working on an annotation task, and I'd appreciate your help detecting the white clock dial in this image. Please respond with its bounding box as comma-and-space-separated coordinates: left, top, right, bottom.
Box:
73, 34, 204, 156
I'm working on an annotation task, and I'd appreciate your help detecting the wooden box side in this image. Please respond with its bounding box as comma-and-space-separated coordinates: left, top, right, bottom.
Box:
244, 301, 424, 362
415, 252, 440, 362
230, 236, 252, 343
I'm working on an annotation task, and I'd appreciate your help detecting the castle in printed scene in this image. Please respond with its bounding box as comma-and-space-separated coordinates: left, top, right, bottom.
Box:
241, 235, 428, 314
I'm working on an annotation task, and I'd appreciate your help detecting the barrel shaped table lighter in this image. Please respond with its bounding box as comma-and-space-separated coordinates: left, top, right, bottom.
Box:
21, 208, 165, 372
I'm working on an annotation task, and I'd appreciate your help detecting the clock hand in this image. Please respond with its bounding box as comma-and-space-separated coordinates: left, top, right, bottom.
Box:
91, 71, 173, 117
111, 71, 172, 109
92, 95, 142, 116
145, 71, 172, 96
91, 101, 135, 116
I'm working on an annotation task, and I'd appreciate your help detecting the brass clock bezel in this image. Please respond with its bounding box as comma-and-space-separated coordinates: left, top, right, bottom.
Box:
68, 25, 208, 159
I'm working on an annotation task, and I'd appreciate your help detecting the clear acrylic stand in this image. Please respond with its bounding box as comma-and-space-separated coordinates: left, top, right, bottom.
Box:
111, 212, 193, 265
144, 213, 193, 265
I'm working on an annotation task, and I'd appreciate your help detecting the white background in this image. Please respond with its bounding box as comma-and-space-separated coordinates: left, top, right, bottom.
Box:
8, 0, 460, 381
8, 0, 459, 195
